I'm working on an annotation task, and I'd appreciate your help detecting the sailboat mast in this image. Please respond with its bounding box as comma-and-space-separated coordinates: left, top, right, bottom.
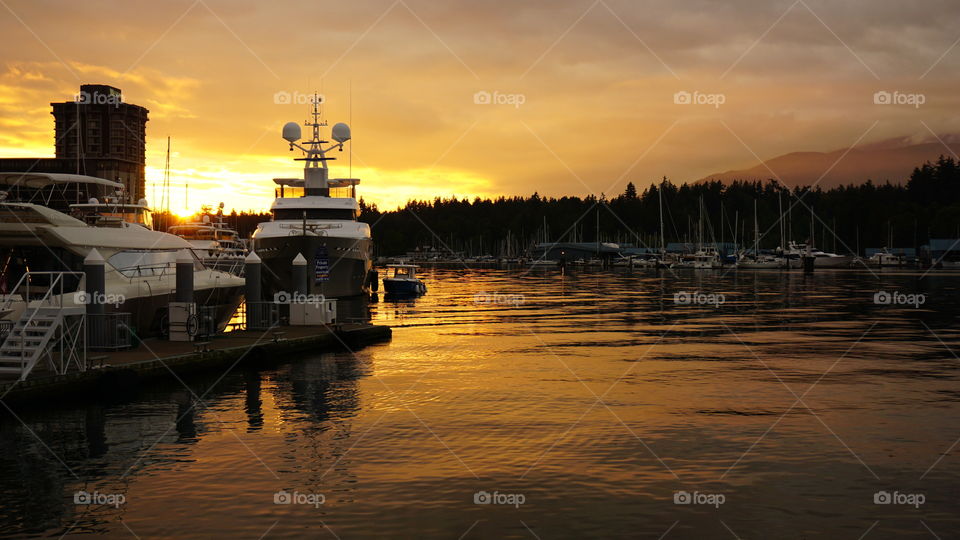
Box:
659, 180, 666, 256
778, 191, 783, 250
162, 136, 171, 229
754, 199, 759, 255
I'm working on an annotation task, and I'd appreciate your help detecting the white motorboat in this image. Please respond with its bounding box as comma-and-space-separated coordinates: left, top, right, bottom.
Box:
0, 178, 244, 336
692, 248, 722, 269
783, 241, 853, 268
168, 203, 246, 275
866, 247, 904, 267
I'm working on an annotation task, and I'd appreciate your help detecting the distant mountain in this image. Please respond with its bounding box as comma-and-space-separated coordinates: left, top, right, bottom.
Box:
697, 135, 960, 188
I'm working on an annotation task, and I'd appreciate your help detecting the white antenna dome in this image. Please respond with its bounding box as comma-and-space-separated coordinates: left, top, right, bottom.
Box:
331, 122, 351, 143
282, 122, 302, 143
137, 198, 149, 207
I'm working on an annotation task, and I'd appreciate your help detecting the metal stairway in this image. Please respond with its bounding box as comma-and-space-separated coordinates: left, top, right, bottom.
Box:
0, 272, 87, 381
0, 306, 83, 379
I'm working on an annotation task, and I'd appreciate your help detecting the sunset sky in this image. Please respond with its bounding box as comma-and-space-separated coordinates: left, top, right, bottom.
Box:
0, 0, 958, 212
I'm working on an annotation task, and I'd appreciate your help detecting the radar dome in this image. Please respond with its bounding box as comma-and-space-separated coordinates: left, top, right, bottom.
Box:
282, 122, 302, 143
331, 122, 351, 143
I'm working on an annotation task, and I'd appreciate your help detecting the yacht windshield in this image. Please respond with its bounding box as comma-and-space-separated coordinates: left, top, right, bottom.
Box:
108, 249, 199, 277
274, 209, 355, 220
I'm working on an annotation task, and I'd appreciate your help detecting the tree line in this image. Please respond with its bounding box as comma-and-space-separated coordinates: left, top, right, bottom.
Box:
359, 156, 960, 256
158, 156, 960, 257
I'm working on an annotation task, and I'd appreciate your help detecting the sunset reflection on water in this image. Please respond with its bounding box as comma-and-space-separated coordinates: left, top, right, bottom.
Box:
0, 267, 957, 538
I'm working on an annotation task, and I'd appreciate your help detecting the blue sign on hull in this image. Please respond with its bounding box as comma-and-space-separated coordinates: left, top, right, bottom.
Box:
314, 246, 330, 283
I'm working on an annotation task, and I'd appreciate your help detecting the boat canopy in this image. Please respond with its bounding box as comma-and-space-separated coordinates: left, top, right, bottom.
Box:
69, 201, 153, 229
0, 172, 123, 189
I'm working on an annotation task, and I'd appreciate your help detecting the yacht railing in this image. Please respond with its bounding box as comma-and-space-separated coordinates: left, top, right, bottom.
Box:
0, 271, 84, 313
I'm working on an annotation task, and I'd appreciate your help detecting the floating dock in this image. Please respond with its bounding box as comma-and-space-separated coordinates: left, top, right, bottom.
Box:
0, 323, 391, 405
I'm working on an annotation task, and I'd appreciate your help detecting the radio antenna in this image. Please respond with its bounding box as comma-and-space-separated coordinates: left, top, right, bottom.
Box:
349, 80, 353, 177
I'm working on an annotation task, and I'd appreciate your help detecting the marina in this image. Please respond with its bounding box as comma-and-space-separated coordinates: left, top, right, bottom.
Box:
1, 3, 960, 537
1, 267, 958, 538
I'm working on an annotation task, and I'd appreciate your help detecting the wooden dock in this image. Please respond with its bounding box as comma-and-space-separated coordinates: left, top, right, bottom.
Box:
0, 323, 392, 404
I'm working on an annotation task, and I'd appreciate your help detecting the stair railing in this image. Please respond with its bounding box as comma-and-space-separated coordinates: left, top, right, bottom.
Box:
1, 271, 84, 378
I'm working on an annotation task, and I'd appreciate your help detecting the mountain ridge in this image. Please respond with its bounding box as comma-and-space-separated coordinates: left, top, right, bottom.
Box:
697, 136, 960, 188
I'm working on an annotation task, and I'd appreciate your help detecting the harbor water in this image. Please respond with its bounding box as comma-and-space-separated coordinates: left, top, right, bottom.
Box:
1, 267, 958, 538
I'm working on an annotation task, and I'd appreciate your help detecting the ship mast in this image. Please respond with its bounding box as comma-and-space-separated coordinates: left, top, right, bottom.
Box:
303, 94, 329, 171
284, 93, 351, 197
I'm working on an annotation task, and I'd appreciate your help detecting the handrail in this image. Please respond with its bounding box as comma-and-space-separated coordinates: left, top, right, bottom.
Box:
1, 270, 84, 376
0, 271, 84, 313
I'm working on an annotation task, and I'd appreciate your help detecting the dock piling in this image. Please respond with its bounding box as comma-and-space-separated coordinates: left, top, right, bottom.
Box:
175, 249, 194, 303
292, 253, 307, 296
83, 248, 106, 317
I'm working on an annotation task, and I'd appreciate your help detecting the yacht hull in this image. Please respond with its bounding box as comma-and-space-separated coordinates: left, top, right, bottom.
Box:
105, 285, 244, 337
787, 256, 853, 268
255, 235, 372, 299
738, 258, 786, 269
383, 278, 426, 296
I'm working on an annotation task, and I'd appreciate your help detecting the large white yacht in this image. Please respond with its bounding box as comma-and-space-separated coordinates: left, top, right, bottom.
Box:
168, 203, 246, 275
251, 95, 373, 298
0, 173, 244, 336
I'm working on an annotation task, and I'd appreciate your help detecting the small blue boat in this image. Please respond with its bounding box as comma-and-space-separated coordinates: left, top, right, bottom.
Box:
382, 264, 427, 296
